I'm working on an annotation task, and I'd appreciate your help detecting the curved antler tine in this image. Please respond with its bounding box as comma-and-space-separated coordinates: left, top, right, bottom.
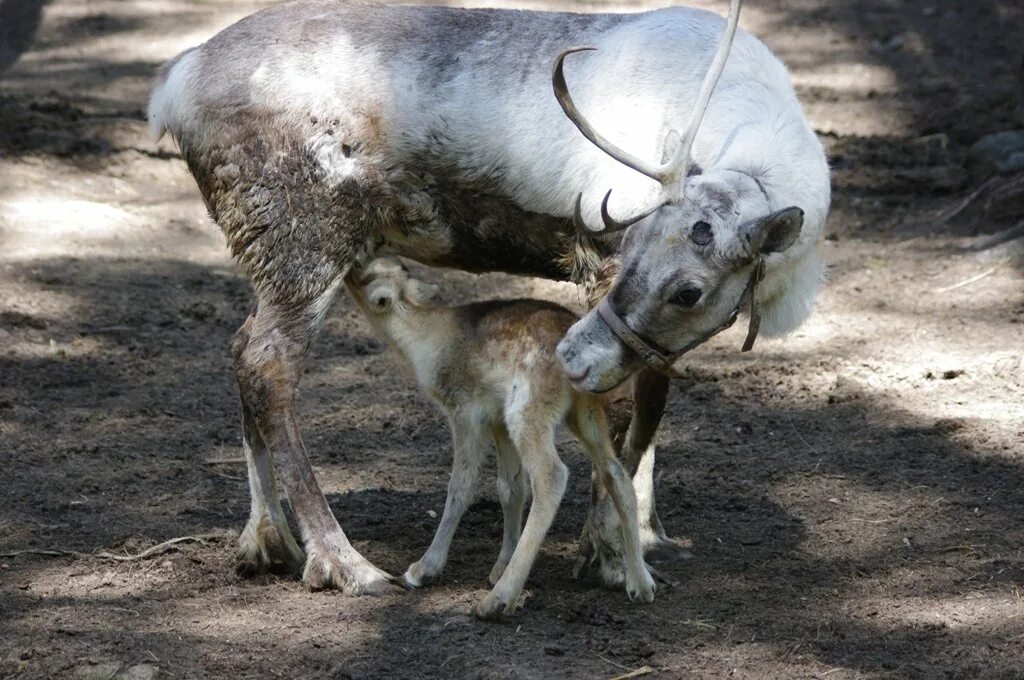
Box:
552, 47, 669, 184
668, 0, 742, 182
572, 193, 591, 235
572, 190, 658, 236
598, 189, 662, 233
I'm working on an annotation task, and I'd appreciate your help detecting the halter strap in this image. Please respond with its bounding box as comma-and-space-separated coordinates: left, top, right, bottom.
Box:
596, 258, 766, 377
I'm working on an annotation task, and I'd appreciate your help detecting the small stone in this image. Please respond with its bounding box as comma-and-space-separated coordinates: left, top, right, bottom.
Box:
966, 130, 1024, 179
121, 665, 160, 680
74, 663, 160, 680
828, 374, 863, 404
933, 418, 965, 434
543, 642, 566, 656
75, 662, 122, 680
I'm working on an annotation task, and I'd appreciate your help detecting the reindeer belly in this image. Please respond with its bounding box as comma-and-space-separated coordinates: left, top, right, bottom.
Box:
379, 174, 575, 280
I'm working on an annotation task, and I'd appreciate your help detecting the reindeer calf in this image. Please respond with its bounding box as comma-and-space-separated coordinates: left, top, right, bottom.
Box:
346, 258, 655, 619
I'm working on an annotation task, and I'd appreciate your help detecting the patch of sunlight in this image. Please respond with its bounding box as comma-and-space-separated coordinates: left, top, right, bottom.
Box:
33, 0, 279, 61
790, 63, 901, 94
769, 477, 921, 532
0, 192, 227, 263
4, 334, 111, 361
6, 567, 381, 648
866, 592, 1024, 630
0, 197, 131, 258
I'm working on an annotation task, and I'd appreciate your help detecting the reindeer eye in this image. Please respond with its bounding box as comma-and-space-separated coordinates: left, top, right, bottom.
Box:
692, 221, 713, 246
672, 286, 702, 308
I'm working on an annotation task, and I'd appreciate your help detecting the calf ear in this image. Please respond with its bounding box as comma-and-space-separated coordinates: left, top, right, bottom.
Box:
742, 206, 804, 256
407, 279, 440, 304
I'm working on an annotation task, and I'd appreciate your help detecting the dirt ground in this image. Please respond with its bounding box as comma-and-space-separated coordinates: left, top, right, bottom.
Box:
1, 0, 1022, 678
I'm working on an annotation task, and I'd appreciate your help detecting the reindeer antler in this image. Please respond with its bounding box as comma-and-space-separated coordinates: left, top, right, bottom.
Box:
553, 47, 675, 185
553, 0, 743, 233
665, 0, 743, 186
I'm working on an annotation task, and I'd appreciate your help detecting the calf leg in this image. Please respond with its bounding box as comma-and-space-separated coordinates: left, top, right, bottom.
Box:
404, 414, 488, 588
475, 422, 567, 621
233, 291, 394, 594
489, 424, 527, 586
571, 400, 655, 603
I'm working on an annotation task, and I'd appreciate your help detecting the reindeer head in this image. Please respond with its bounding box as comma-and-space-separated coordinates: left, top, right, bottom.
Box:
552, 0, 807, 393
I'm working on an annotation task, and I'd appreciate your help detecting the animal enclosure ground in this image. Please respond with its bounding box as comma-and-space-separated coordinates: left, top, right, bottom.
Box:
1, 0, 1022, 678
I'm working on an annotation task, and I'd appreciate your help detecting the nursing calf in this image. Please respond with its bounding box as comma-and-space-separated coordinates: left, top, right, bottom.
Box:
346, 258, 655, 620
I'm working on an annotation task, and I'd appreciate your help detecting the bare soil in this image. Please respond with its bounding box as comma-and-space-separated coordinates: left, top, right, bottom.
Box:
1, 1, 1022, 678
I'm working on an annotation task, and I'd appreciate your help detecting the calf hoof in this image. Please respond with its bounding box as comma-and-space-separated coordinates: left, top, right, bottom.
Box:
473, 592, 511, 622
402, 560, 441, 589
236, 515, 305, 577
303, 541, 399, 596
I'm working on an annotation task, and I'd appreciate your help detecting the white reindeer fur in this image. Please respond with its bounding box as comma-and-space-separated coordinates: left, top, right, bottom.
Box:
149, 1, 828, 337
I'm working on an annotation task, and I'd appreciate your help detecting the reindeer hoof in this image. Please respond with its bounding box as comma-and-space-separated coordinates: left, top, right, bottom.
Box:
303, 542, 399, 595
235, 515, 305, 577
625, 570, 657, 604
644, 535, 694, 565
473, 592, 511, 622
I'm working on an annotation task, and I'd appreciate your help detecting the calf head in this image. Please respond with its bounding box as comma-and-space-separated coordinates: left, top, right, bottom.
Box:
345, 257, 439, 323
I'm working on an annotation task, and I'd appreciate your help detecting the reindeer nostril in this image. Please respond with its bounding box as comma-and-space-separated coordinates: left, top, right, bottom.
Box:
556, 341, 588, 382
563, 364, 590, 383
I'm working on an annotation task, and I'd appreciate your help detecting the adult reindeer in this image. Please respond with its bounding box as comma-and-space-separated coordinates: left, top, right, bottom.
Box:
149, 0, 829, 594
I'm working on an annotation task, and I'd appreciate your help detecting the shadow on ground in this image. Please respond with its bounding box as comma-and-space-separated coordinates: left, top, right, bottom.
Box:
0, 255, 1021, 678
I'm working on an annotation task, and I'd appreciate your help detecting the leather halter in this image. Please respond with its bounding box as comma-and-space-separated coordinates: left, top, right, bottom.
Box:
595, 258, 766, 377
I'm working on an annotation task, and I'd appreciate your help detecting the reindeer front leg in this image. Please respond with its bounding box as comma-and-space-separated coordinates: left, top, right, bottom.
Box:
576, 370, 689, 586
623, 370, 688, 557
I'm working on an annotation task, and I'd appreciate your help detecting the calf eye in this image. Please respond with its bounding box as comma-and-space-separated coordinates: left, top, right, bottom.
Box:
692, 221, 713, 245
673, 286, 702, 307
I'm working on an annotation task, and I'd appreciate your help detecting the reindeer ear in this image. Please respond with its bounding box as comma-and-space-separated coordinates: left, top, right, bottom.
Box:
742, 206, 804, 257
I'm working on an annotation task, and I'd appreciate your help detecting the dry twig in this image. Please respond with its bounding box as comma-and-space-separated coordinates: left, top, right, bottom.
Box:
0, 532, 229, 561
931, 177, 1000, 225
931, 267, 997, 293
610, 667, 656, 680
